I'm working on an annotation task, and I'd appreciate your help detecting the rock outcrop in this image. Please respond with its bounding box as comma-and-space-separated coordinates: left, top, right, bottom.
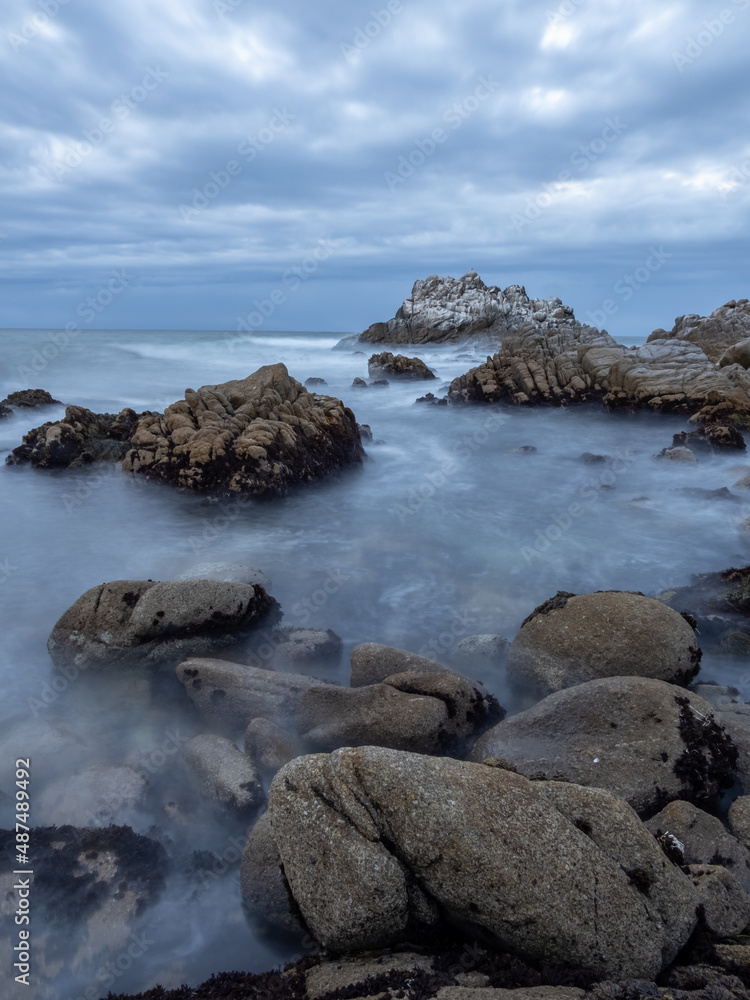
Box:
467, 677, 738, 817
648, 299, 750, 363
506, 590, 701, 696
0, 388, 61, 419
122, 363, 363, 496
48, 578, 277, 671
6, 405, 144, 467
354, 271, 584, 346
367, 352, 437, 380
263, 746, 700, 979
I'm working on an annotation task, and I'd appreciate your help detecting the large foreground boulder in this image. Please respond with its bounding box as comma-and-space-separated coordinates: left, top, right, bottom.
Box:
467, 677, 738, 817
506, 590, 701, 696
48, 578, 276, 671
354, 271, 583, 346
6, 405, 144, 467
122, 363, 363, 495
264, 746, 699, 979
367, 352, 436, 380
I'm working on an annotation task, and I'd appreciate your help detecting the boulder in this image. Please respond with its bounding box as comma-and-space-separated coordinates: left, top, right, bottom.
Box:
305, 377, 327, 386
121, 363, 363, 496
240, 811, 304, 934
645, 800, 750, 891
266, 746, 699, 979
295, 670, 503, 754
6, 405, 144, 467
47, 578, 277, 671
467, 677, 738, 817
250, 627, 342, 670
183, 734, 264, 815
415, 391, 448, 405
367, 352, 436, 380
729, 795, 750, 851
244, 717, 299, 773
649, 299, 750, 363
654, 446, 699, 463
350, 642, 452, 687
352, 377, 368, 387
1, 388, 61, 410
685, 864, 750, 938
720, 337, 750, 368
35, 764, 148, 827
355, 271, 583, 346
505, 591, 701, 696
177, 657, 328, 727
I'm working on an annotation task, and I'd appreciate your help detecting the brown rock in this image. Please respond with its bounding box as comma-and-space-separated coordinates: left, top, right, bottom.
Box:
685, 864, 750, 937
367, 352, 436, 380
240, 811, 304, 934
244, 717, 299, 773
350, 643, 452, 687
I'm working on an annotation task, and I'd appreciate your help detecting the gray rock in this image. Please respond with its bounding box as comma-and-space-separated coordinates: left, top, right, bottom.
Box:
306, 952, 437, 999
645, 800, 750, 891
467, 677, 738, 817
654, 446, 698, 463
650, 298, 750, 363
177, 656, 327, 727
240, 811, 304, 934
122, 363, 364, 496
685, 864, 750, 938
352, 377, 368, 387
451, 634, 510, 668
257, 627, 342, 669
350, 642, 452, 687
1, 388, 61, 409
244, 717, 299, 773
305, 377, 327, 386
35, 764, 148, 827
267, 746, 698, 979
367, 352, 437, 380
296, 670, 502, 754
506, 591, 701, 697
728, 795, 750, 850
183, 734, 264, 815
48, 578, 276, 671
7, 405, 145, 468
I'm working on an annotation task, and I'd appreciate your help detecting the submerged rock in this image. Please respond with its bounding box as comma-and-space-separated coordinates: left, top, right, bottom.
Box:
367, 352, 437, 380
657, 565, 750, 654
47, 578, 277, 671
35, 764, 148, 827
265, 746, 698, 979
244, 717, 299, 774
506, 590, 701, 696
467, 677, 738, 817
6, 405, 144, 467
122, 363, 363, 496
183, 734, 264, 816
355, 271, 583, 346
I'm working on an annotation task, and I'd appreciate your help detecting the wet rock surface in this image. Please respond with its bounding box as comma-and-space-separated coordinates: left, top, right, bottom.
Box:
467, 677, 738, 817
367, 351, 437, 380
506, 591, 701, 696
47, 578, 277, 671
122, 362, 363, 496
264, 746, 699, 979
6, 404, 145, 467
183, 733, 264, 816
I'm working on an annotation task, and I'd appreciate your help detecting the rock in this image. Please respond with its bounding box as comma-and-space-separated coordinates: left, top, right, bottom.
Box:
352, 377, 368, 387
451, 634, 510, 667
267, 746, 698, 978
183, 734, 264, 815
685, 864, 750, 937
296, 670, 503, 754
371, 379, 389, 387
505, 591, 701, 697
244, 717, 299, 773
305, 377, 327, 386
716, 711, 750, 793
48, 578, 277, 671
173, 561, 271, 590
714, 944, 750, 978
679, 487, 741, 503
653, 446, 698, 462
720, 336, 750, 368
350, 643, 453, 687
240, 811, 304, 934
1, 388, 61, 409
305, 952, 437, 999
511, 445, 537, 454
0, 402, 10, 419
355, 271, 583, 346
177, 657, 328, 727
729, 796, 750, 850
692, 683, 743, 711
580, 453, 607, 464
367, 352, 436, 380
658, 566, 750, 654
6, 405, 145, 467
645, 801, 750, 891
673, 424, 746, 452
254, 627, 342, 670
467, 677, 738, 817
122, 363, 363, 496
35, 764, 148, 827
649, 298, 750, 363
359, 423, 373, 441
416, 392, 448, 405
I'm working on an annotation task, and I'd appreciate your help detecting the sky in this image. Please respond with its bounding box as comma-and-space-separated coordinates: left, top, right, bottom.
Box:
0, 0, 748, 338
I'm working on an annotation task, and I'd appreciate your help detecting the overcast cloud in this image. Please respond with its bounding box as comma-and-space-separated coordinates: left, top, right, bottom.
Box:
0, 0, 748, 337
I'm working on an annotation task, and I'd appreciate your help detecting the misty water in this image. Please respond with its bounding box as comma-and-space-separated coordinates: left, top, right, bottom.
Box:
2, 328, 750, 996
